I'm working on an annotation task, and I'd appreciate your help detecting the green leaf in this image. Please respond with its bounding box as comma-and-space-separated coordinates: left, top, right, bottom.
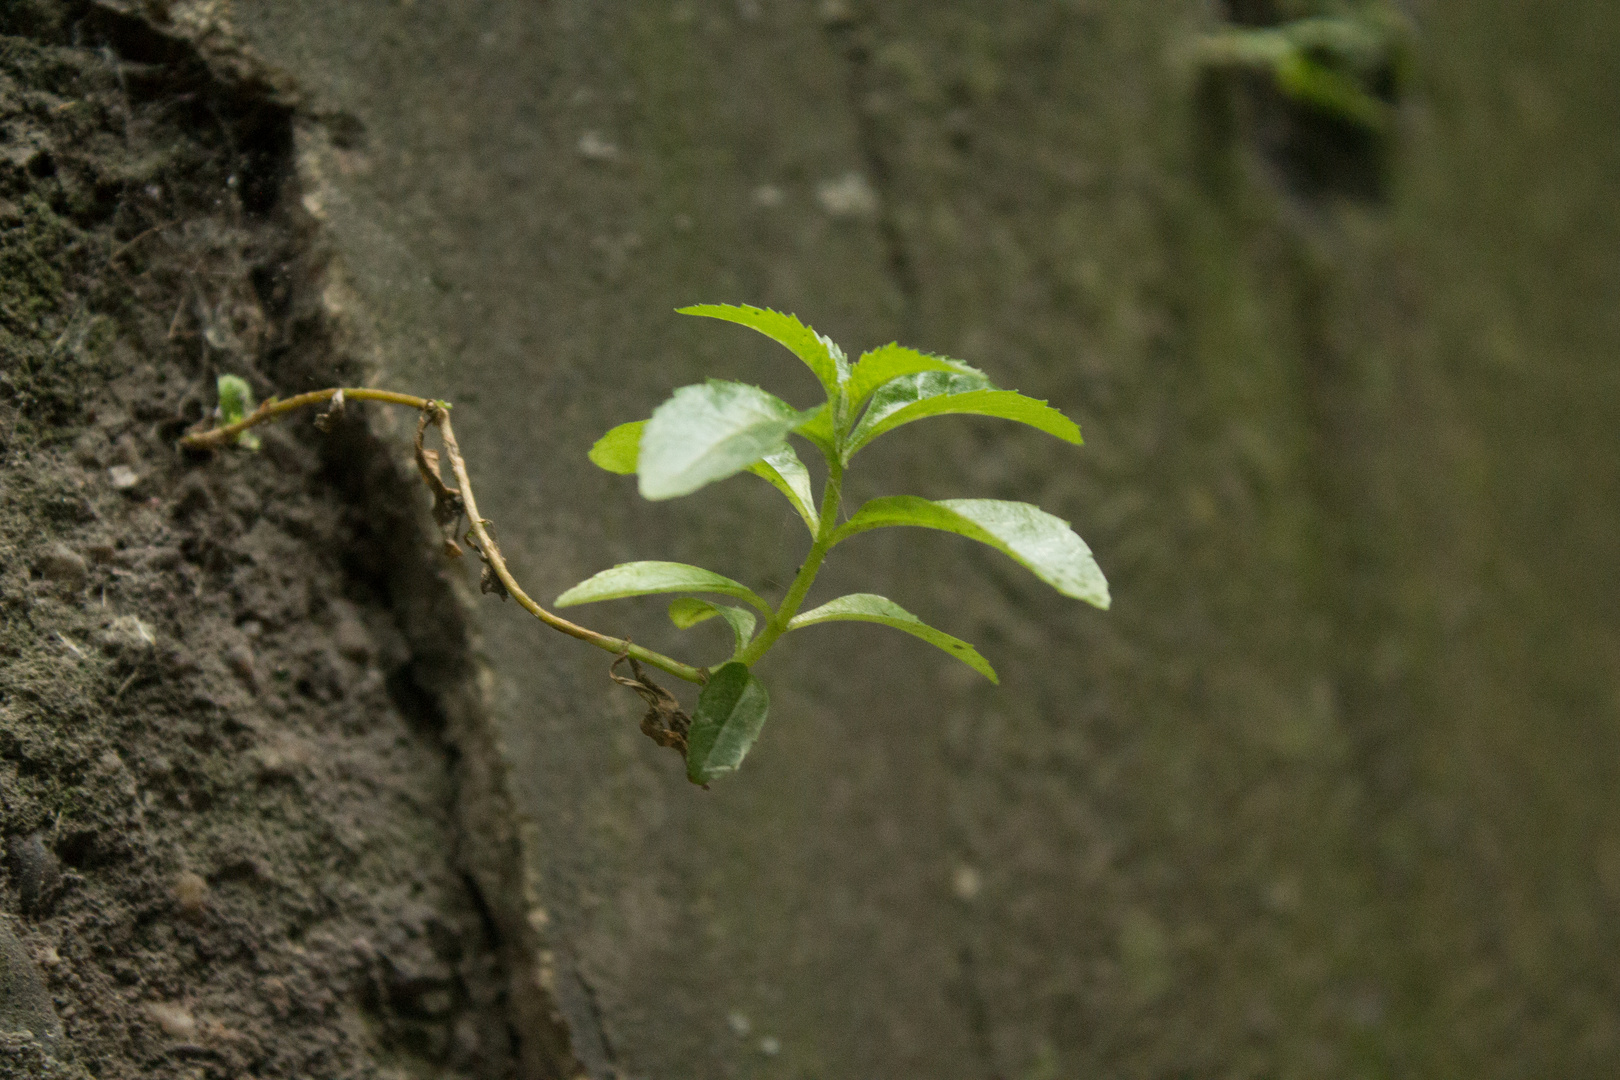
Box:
218, 374, 254, 423
746, 445, 819, 533
846, 343, 985, 411
846, 373, 1081, 457
677, 304, 849, 397
668, 597, 757, 655
793, 405, 837, 459
1280, 15, 1398, 72
686, 662, 770, 785
1189, 16, 1403, 133
849, 372, 987, 456
787, 593, 997, 683
1275, 51, 1389, 130
594, 415, 820, 529
556, 561, 773, 614
216, 374, 261, 450
638, 380, 810, 500
832, 496, 1110, 609
588, 420, 644, 474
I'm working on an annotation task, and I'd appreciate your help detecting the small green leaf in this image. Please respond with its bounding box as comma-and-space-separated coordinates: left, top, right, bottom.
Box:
638, 380, 811, 500
677, 304, 849, 397
793, 405, 837, 459
846, 373, 1080, 458
216, 374, 261, 450
588, 420, 645, 474
668, 597, 757, 655
832, 496, 1110, 609
746, 445, 819, 534
846, 343, 985, 411
686, 662, 770, 785
667, 596, 719, 628
218, 374, 254, 423
1275, 51, 1389, 130
556, 561, 773, 614
1189, 15, 1404, 133
1280, 15, 1399, 72
787, 593, 997, 683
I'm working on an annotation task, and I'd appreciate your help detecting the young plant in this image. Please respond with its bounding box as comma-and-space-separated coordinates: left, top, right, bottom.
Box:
181, 306, 1109, 786
1189, 4, 1410, 132
560, 305, 1108, 782
215, 374, 262, 449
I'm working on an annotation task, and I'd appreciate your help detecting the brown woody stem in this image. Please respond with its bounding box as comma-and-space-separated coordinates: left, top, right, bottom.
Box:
179, 388, 707, 685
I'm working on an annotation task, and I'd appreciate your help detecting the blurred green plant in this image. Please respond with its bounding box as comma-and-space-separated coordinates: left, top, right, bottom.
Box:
215, 374, 261, 450
1190, 3, 1410, 132
185, 306, 1109, 785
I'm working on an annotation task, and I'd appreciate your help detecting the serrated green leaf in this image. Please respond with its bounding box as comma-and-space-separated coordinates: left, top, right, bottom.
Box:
677, 304, 848, 397
686, 662, 770, 785
846, 374, 1080, 458
832, 496, 1109, 608
846, 344, 986, 411
638, 380, 810, 500
668, 598, 757, 655
216, 374, 261, 450
588, 420, 644, 474
787, 593, 998, 683
556, 561, 772, 614
746, 445, 819, 534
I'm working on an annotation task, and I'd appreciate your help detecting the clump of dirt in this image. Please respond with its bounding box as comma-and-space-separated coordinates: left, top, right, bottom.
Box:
0, 6, 520, 1077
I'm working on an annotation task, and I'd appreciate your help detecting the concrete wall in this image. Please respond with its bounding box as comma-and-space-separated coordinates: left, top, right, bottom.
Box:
231, 1, 1620, 1076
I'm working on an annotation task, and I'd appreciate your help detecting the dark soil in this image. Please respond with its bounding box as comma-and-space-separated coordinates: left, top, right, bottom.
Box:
0, 6, 521, 1077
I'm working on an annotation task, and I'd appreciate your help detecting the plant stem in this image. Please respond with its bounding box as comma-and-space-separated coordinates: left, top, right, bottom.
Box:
179, 387, 437, 449
736, 456, 844, 666
429, 408, 705, 684
177, 388, 707, 685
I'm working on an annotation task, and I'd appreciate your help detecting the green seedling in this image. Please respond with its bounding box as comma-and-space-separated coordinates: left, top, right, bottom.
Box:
565, 304, 1108, 784
1190, 5, 1410, 132
183, 306, 1109, 786
215, 374, 262, 450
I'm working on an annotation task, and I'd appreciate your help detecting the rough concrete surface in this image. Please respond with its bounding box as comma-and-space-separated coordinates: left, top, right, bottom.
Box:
9, 0, 1620, 1077
225, 0, 1620, 1077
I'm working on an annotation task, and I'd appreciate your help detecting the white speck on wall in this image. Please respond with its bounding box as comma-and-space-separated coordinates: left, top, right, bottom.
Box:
576, 131, 620, 163
952, 864, 983, 902
816, 171, 879, 219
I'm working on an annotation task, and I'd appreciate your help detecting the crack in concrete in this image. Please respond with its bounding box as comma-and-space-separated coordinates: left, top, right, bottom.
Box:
825, 17, 921, 332
958, 943, 1004, 1080
574, 962, 620, 1073
820, 12, 1002, 1077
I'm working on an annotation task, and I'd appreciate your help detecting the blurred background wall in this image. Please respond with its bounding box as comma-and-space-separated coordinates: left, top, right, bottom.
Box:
232, 1, 1620, 1076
